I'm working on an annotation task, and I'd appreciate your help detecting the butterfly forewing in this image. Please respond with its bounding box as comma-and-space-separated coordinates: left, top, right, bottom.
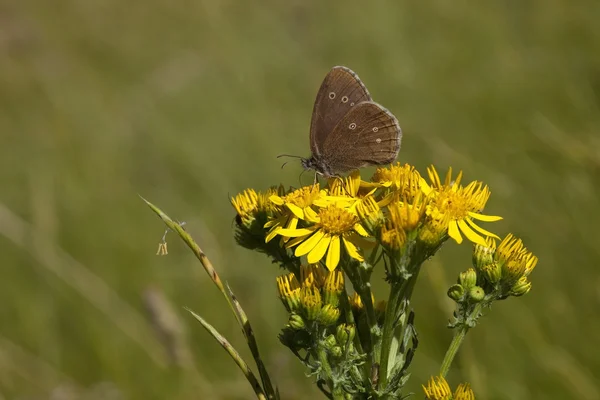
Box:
321, 101, 402, 172
309, 66, 372, 156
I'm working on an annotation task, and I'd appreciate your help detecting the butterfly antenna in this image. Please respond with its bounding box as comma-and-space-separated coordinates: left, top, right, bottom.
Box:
281, 161, 289, 169
277, 154, 304, 159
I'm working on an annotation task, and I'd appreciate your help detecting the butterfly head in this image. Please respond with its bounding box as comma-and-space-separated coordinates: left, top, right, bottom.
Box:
301, 155, 336, 178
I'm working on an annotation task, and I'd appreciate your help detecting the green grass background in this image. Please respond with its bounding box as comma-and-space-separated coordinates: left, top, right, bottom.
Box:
1, 1, 599, 399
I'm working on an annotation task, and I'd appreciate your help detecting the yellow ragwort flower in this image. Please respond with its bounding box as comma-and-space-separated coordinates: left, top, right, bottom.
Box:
423, 376, 452, 400
265, 185, 320, 242
495, 233, 538, 284
370, 163, 423, 201
299, 264, 326, 288
276, 203, 370, 271
424, 165, 502, 246
276, 273, 301, 312
356, 195, 384, 234
386, 191, 428, 232
231, 188, 260, 224
454, 383, 475, 400
381, 219, 407, 250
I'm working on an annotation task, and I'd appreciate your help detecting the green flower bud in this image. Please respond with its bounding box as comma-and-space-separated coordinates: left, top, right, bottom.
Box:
482, 262, 502, 284
330, 346, 343, 358
318, 304, 340, 326
300, 286, 322, 321
468, 286, 485, 302
447, 284, 465, 302
510, 276, 532, 297
324, 334, 337, 349
288, 313, 305, 330
459, 268, 477, 289
473, 239, 496, 270
336, 323, 356, 346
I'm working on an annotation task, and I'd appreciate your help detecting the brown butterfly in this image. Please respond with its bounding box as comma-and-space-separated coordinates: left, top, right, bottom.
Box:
299, 66, 402, 178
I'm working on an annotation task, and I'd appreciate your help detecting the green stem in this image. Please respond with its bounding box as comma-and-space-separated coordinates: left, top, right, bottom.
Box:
377, 280, 403, 391
378, 269, 420, 393
439, 325, 468, 378
439, 302, 482, 377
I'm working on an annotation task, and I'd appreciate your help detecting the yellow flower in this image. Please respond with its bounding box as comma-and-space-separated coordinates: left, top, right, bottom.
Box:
423, 376, 452, 400
495, 233, 538, 284
356, 195, 384, 234
454, 383, 475, 400
381, 219, 407, 250
276, 204, 370, 271
386, 192, 428, 232
265, 185, 320, 242
371, 163, 423, 201
299, 264, 325, 288
276, 273, 301, 312
424, 165, 502, 246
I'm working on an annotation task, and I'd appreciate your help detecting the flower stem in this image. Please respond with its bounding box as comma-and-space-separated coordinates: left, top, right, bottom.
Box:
377, 280, 402, 391
439, 325, 468, 378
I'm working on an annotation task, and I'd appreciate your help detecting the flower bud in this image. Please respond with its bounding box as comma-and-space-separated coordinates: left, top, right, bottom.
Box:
330, 346, 343, 358
276, 273, 301, 312
288, 313, 305, 330
468, 286, 485, 302
447, 284, 465, 302
472, 238, 496, 270
318, 304, 340, 326
510, 276, 532, 297
482, 262, 502, 284
324, 334, 337, 349
323, 270, 344, 307
336, 324, 356, 346
459, 268, 477, 290
300, 286, 322, 321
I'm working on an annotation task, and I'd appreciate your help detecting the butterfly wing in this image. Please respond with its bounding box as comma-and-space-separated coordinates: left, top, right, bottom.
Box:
321, 101, 402, 173
309, 66, 372, 157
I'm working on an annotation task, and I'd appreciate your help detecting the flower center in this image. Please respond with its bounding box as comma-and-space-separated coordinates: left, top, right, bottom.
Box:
319, 205, 358, 236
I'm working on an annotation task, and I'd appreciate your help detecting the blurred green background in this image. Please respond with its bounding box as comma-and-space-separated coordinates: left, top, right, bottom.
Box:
1, 1, 599, 399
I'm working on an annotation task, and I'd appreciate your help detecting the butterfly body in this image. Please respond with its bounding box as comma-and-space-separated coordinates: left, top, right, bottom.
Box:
302, 66, 402, 178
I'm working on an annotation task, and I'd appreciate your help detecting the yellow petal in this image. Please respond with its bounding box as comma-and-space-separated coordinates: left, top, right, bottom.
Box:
465, 217, 500, 239
325, 235, 341, 271
285, 216, 298, 230
304, 206, 320, 223
265, 227, 281, 243
343, 237, 364, 262
269, 195, 284, 205
295, 230, 325, 257
468, 211, 503, 222
278, 227, 316, 237
264, 214, 286, 229
307, 234, 331, 264
353, 223, 370, 237
419, 177, 433, 195
457, 219, 486, 246
287, 203, 304, 219
448, 220, 463, 244
286, 235, 307, 249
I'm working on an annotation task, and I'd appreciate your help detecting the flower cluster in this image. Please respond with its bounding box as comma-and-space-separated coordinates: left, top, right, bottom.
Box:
232, 164, 502, 274
228, 162, 538, 399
